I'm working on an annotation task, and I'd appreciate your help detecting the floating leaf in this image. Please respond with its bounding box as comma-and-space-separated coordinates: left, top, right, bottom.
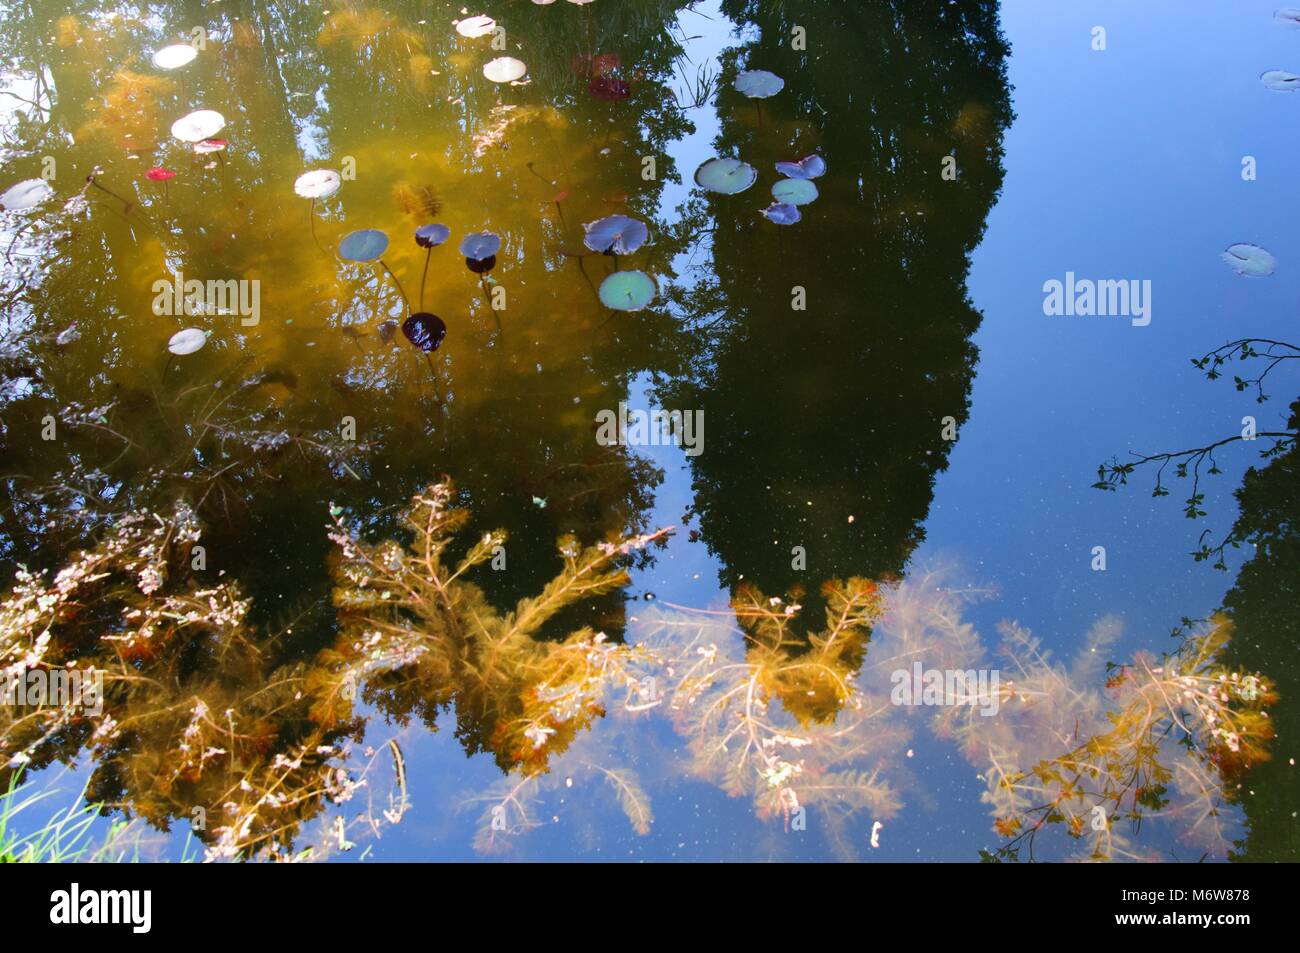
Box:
455, 15, 496, 38
0, 178, 53, 210
1261, 69, 1300, 91
466, 255, 497, 274
415, 223, 451, 248
152, 44, 197, 70
294, 169, 341, 199
460, 231, 501, 260
484, 57, 527, 83
771, 178, 819, 205
170, 109, 226, 143
734, 69, 784, 98
145, 167, 176, 182
599, 270, 657, 311
760, 203, 801, 225
583, 215, 649, 254
694, 157, 757, 195
402, 312, 448, 352
193, 138, 228, 154
168, 328, 207, 355
338, 229, 390, 262
1221, 243, 1277, 277
775, 155, 826, 179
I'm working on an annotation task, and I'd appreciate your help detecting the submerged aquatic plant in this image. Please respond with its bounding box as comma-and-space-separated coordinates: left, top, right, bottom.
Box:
328, 481, 672, 777
944, 615, 1277, 862
0, 505, 400, 860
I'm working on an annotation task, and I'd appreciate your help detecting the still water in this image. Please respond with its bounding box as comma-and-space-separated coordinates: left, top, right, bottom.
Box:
0, 0, 1295, 862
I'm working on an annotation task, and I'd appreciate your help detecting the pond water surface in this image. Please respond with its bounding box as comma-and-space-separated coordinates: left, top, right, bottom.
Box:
0, 0, 1296, 863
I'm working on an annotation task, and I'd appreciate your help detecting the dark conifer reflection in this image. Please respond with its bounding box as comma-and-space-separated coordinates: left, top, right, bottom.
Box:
657, 0, 1012, 601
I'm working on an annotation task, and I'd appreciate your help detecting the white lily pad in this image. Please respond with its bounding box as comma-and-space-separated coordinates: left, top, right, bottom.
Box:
152, 44, 198, 70
734, 69, 784, 98
168, 328, 207, 355
484, 57, 527, 83
1221, 243, 1277, 277
294, 169, 341, 199
171, 109, 226, 143
0, 178, 54, 210
1261, 69, 1300, 91
456, 15, 496, 38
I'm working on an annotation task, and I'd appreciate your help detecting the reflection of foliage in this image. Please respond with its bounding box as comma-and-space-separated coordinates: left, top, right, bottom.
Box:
0, 504, 401, 861
658, 0, 1013, 596
932, 613, 1276, 863
327, 480, 670, 773
1095, 342, 1298, 568
457, 575, 910, 858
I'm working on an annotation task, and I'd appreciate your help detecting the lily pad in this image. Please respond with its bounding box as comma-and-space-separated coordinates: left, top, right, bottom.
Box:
599, 270, 657, 311
416, 223, 451, 248
0, 178, 54, 210
152, 44, 197, 70
484, 57, 527, 83
170, 109, 226, 143
695, 157, 757, 195
772, 178, 819, 205
456, 15, 496, 38
460, 231, 501, 260
583, 215, 649, 254
761, 203, 801, 225
1261, 69, 1300, 91
1221, 243, 1277, 277
402, 312, 448, 352
294, 169, 341, 199
338, 229, 389, 262
168, 328, 207, 355
466, 255, 497, 274
734, 69, 784, 98
775, 155, 826, 179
